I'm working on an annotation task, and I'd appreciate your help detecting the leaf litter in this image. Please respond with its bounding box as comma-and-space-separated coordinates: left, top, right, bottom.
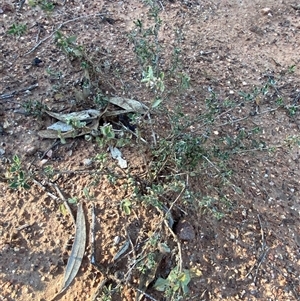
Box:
52, 202, 86, 299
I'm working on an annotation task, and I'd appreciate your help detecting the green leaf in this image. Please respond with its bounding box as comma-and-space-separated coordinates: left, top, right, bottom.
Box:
153, 277, 169, 292
18, 171, 25, 180
9, 182, 19, 189
72, 48, 82, 57
59, 204, 67, 215
121, 199, 131, 215
10, 166, 18, 173
13, 155, 20, 164
157, 242, 170, 254
68, 197, 77, 204
100, 124, 115, 139
67, 35, 77, 44
152, 98, 163, 108
179, 270, 191, 294
23, 183, 31, 190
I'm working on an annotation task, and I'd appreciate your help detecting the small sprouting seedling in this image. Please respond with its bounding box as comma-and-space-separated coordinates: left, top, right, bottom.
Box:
151, 97, 164, 109
43, 165, 54, 179
59, 204, 68, 216
287, 105, 298, 116
276, 97, 284, 107
39, 0, 55, 11
93, 92, 109, 108
141, 65, 165, 93
7, 23, 27, 37
154, 267, 192, 298
101, 124, 115, 139
288, 64, 296, 74
28, 0, 55, 11
28, 0, 36, 6
100, 283, 114, 301
46, 67, 62, 80
68, 197, 77, 204
66, 118, 86, 129
121, 199, 131, 215
284, 135, 300, 148
22, 100, 48, 118
54, 31, 83, 58
178, 72, 190, 90
7, 155, 30, 190
137, 251, 158, 274
97, 124, 115, 148
83, 187, 94, 200
94, 153, 107, 162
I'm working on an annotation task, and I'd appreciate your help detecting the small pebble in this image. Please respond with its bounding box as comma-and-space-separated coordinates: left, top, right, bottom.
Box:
83, 158, 92, 166
38, 159, 48, 167
0, 148, 5, 156
261, 7, 272, 15
24, 145, 37, 156
175, 219, 195, 241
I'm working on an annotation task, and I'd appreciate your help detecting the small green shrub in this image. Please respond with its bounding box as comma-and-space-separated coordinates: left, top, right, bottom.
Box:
7, 23, 27, 36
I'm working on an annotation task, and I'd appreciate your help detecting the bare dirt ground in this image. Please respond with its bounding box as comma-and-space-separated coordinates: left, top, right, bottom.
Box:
1, 0, 300, 300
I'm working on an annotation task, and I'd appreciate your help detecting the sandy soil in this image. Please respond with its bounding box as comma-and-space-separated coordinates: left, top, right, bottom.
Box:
1, 0, 300, 300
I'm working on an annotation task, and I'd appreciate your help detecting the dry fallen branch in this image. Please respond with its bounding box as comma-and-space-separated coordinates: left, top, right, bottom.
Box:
0, 83, 39, 100
52, 183, 76, 224
32, 178, 59, 201
32, 179, 76, 224
244, 214, 269, 283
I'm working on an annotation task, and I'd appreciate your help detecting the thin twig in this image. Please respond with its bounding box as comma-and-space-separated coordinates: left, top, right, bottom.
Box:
36, 23, 42, 43
41, 140, 60, 160
52, 183, 76, 224
24, 13, 105, 55
217, 106, 281, 127
0, 83, 39, 100
16, 224, 31, 231
245, 215, 269, 283
163, 186, 185, 272
126, 229, 136, 260
253, 247, 269, 284
91, 279, 109, 301
203, 155, 220, 173
135, 288, 158, 301
158, 1, 164, 11
116, 121, 148, 144
217, 115, 250, 127
257, 214, 265, 248
147, 112, 157, 146
253, 214, 269, 283
164, 185, 185, 222
164, 219, 183, 273
90, 204, 97, 266
32, 178, 59, 201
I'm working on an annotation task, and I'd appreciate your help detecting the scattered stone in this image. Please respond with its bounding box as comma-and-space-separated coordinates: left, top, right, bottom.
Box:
261, 7, 272, 15
45, 149, 53, 159
38, 159, 48, 167
175, 219, 195, 241
0, 148, 5, 156
83, 158, 93, 166
0, 3, 14, 13
24, 145, 37, 156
